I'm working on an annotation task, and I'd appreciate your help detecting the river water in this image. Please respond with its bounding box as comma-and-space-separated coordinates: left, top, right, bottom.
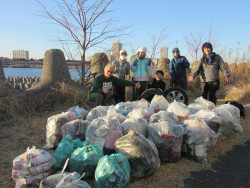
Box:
3, 67, 89, 79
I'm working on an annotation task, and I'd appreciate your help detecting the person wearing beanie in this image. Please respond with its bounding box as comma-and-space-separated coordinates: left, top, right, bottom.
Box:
131, 46, 151, 100
111, 49, 131, 103
188, 42, 230, 105
169, 47, 190, 90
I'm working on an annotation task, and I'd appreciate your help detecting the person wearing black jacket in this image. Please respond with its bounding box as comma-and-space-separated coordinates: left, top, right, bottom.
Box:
148, 70, 166, 91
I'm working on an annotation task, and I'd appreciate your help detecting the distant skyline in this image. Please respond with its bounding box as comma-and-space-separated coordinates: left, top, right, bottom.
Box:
0, 0, 249, 62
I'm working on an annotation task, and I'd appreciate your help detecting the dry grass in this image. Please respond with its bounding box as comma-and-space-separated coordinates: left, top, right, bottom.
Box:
0, 82, 91, 121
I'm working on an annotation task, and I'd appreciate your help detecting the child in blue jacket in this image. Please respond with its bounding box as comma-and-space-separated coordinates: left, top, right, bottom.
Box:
131, 47, 151, 100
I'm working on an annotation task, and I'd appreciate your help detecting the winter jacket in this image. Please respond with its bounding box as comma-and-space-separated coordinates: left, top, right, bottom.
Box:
169, 56, 190, 81
147, 78, 166, 91
111, 59, 130, 79
88, 73, 135, 96
192, 52, 230, 82
131, 57, 151, 81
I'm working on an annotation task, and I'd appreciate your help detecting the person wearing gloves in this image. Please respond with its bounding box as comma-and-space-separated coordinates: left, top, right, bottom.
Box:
188, 42, 230, 105
131, 47, 151, 101
169, 47, 190, 90
88, 64, 141, 106
111, 49, 131, 103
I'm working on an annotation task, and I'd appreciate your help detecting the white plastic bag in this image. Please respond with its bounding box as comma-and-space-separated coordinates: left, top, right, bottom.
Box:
194, 96, 216, 110
167, 101, 189, 121
107, 105, 126, 124
213, 104, 243, 139
147, 121, 184, 162
188, 103, 208, 114
149, 111, 179, 124
86, 106, 109, 122
149, 95, 169, 114
85, 117, 123, 149
44, 112, 76, 149
67, 106, 89, 119
182, 118, 212, 164
61, 119, 90, 141
127, 107, 151, 120
121, 117, 148, 136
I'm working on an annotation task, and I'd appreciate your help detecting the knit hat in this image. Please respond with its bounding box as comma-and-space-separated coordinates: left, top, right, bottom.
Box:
202, 42, 213, 53
138, 47, 147, 53
172, 47, 180, 53
119, 49, 127, 55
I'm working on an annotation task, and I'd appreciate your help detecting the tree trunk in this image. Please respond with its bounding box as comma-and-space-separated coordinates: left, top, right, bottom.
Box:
81, 53, 85, 85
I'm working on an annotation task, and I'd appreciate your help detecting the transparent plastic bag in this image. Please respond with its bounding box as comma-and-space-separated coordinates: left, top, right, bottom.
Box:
213, 104, 243, 139
69, 144, 104, 179
188, 103, 208, 114
121, 117, 148, 136
149, 111, 179, 124
13, 146, 52, 170
167, 101, 189, 121
189, 110, 222, 133
107, 105, 126, 124
182, 118, 212, 164
52, 134, 82, 170
12, 146, 53, 186
86, 106, 109, 122
115, 102, 135, 116
148, 121, 183, 162
135, 98, 150, 109
194, 96, 216, 110
149, 95, 169, 114
67, 106, 89, 119
127, 108, 151, 120
62, 119, 90, 141
114, 130, 160, 180
39, 158, 70, 188
95, 153, 130, 188
85, 117, 122, 149
55, 172, 91, 188
44, 112, 76, 149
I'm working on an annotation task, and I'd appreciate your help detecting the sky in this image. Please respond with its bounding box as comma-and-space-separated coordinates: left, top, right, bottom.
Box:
0, 0, 249, 62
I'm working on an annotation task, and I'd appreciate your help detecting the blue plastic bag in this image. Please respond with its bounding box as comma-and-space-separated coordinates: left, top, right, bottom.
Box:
95, 153, 130, 188
69, 144, 104, 178
53, 134, 82, 169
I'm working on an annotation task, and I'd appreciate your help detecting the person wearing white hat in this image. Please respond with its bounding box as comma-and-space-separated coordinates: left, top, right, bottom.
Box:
111, 49, 131, 103
131, 47, 152, 100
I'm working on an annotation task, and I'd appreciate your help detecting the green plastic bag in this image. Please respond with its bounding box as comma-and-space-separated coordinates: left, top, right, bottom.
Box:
95, 153, 130, 188
69, 144, 104, 178
53, 134, 82, 170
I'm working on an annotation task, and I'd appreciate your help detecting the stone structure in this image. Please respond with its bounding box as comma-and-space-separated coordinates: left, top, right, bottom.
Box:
157, 58, 170, 79
0, 59, 5, 82
160, 47, 168, 59
90, 53, 109, 74
111, 40, 122, 61
27, 49, 81, 94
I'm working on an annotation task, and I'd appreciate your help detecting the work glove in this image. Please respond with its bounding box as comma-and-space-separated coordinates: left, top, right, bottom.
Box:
132, 58, 138, 66
147, 58, 152, 66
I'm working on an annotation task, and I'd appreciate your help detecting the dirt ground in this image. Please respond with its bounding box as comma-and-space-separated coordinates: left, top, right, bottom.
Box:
0, 84, 249, 188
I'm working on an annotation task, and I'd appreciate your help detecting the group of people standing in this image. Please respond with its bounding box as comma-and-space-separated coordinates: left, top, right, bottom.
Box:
88, 42, 230, 106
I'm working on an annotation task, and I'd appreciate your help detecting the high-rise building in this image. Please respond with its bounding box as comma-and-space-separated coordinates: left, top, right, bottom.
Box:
13, 50, 29, 60
111, 40, 122, 61
160, 47, 168, 59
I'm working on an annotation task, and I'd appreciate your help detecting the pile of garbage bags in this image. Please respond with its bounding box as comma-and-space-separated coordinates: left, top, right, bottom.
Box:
12, 96, 244, 187
12, 146, 53, 188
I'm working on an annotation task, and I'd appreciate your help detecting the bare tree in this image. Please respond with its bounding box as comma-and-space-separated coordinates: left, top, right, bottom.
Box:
37, 0, 131, 84
184, 32, 204, 63
148, 27, 169, 59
